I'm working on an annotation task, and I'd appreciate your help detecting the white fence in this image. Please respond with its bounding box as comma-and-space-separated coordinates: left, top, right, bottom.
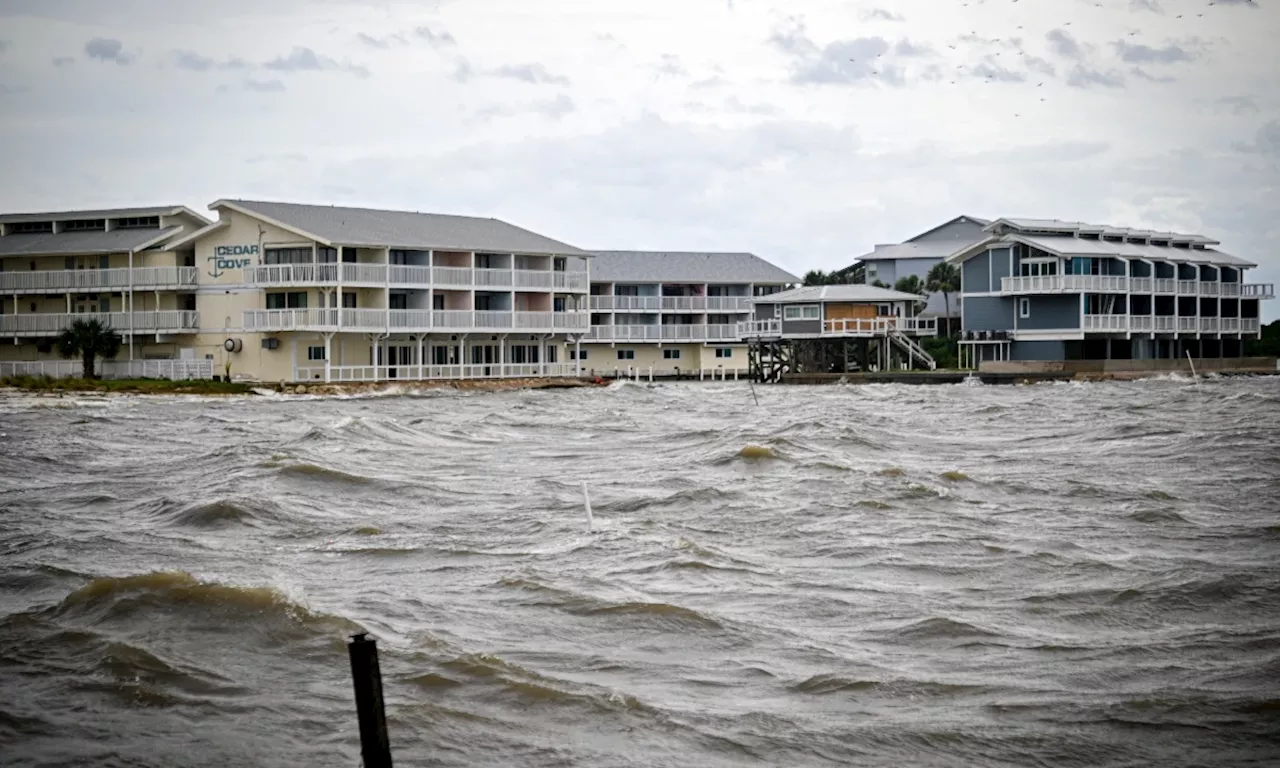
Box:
0, 267, 198, 293
0, 311, 199, 336
242, 309, 591, 333
243, 263, 590, 291
294, 363, 579, 382
0, 359, 214, 381
1000, 276, 1273, 298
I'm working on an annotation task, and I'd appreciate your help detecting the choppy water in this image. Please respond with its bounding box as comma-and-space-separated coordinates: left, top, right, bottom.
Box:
1, 377, 1279, 767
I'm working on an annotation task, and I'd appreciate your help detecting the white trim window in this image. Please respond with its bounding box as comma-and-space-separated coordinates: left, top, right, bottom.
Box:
617, 349, 635, 360
783, 304, 821, 320
663, 348, 680, 360
1019, 298, 1030, 319
714, 348, 733, 358
307, 345, 326, 361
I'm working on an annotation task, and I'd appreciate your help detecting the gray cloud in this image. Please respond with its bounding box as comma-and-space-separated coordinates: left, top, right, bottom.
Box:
654, 54, 686, 77
858, 8, 904, 22
1232, 120, 1280, 156
414, 25, 456, 47
0, 84, 29, 94
52, 56, 74, 68
1218, 95, 1259, 115
1046, 29, 1084, 59
247, 152, 308, 165
1112, 40, 1197, 64
894, 39, 933, 57
263, 47, 369, 78
1025, 55, 1056, 76
84, 37, 134, 65
971, 61, 1026, 83
1129, 0, 1164, 12
476, 93, 576, 120
356, 32, 402, 49
0, 40, 9, 54
488, 63, 571, 85
1067, 66, 1125, 88
173, 50, 250, 72
770, 21, 924, 87
1130, 67, 1175, 83
244, 78, 286, 92
1214, 0, 1260, 6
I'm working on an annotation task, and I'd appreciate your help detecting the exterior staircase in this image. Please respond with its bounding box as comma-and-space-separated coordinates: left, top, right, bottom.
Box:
889, 329, 937, 370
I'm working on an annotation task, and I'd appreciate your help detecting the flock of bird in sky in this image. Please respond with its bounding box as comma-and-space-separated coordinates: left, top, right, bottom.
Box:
847, 0, 1251, 118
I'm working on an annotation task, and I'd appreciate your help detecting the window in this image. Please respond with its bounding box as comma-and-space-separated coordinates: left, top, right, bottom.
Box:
343, 293, 357, 309
783, 305, 820, 320
389, 293, 408, 310
11, 221, 53, 234
663, 349, 680, 359
63, 219, 105, 232
265, 248, 311, 265
715, 348, 733, 358
553, 297, 566, 312
570, 349, 589, 361
266, 291, 308, 309
617, 349, 635, 360
432, 294, 445, 310
308, 346, 326, 361
114, 216, 159, 229
1019, 298, 1030, 318
546, 346, 557, 364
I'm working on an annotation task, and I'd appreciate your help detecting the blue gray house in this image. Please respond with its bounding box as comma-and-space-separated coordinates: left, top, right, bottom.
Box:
847, 215, 989, 319
949, 218, 1275, 366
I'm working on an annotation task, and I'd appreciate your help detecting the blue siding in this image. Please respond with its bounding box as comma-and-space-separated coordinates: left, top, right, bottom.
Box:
964, 296, 1015, 331
782, 319, 822, 334
1020, 295, 1080, 330
963, 252, 991, 293
754, 303, 776, 321
867, 260, 897, 285
1011, 340, 1066, 361
910, 218, 988, 244
990, 247, 1012, 286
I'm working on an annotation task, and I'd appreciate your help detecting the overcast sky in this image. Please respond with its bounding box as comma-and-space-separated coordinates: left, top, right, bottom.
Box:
0, 0, 1276, 314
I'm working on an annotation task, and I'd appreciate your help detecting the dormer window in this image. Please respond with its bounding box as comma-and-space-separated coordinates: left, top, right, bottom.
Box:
114, 216, 160, 229
11, 221, 54, 234
63, 219, 106, 232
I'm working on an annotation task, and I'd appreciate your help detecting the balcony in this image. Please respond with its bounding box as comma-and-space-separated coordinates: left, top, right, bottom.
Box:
242, 263, 590, 292
0, 266, 198, 294
587, 295, 753, 312
583, 324, 742, 342
242, 309, 591, 334
736, 317, 937, 339
1082, 314, 1129, 331
998, 276, 1275, 299
0, 311, 199, 337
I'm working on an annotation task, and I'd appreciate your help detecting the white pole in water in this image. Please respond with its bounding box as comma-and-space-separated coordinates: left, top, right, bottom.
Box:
581, 481, 594, 532
1186, 351, 1197, 378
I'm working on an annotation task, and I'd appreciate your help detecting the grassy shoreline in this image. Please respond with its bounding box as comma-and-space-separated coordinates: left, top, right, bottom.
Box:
0, 375, 255, 395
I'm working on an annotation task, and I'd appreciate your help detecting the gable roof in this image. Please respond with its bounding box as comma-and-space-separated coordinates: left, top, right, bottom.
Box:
0, 206, 210, 226
588, 250, 797, 284
212, 199, 588, 256
0, 227, 185, 258
945, 233, 1254, 268
904, 214, 991, 242
755, 284, 925, 304
851, 215, 991, 263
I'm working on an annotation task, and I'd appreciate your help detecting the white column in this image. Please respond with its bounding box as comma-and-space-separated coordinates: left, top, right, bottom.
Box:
574, 337, 581, 377
323, 333, 333, 383
290, 336, 298, 382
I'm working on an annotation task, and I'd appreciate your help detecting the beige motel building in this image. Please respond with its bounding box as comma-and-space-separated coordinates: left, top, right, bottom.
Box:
0, 201, 800, 383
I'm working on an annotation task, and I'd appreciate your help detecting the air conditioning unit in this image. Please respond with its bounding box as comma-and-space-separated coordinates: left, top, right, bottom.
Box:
260, 338, 280, 350
223, 338, 243, 353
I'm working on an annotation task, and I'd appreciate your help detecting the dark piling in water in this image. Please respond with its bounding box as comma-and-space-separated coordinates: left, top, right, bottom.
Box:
348, 632, 393, 767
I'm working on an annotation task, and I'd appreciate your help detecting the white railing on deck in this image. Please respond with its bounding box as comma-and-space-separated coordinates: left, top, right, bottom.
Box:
1154, 316, 1176, 331
515, 270, 553, 289
553, 271, 589, 291
1241, 283, 1275, 298
1242, 318, 1260, 333
737, 319, 782, 337
0, 358, 213, 381
1177, 316, 1197, 332
1177, 280, 1198, 294
1153, 278, 1176, 294
1130, 316, 1153, 331
1199, 282, 1219, 296
433, 267, 473, 287
295, 363, 579, 383
1220, 318, 1240, 332
0, 266, 199, 293
1, 311, 198, 335
474, 269, 513, 288
590, 295, 662, 311
1082, 314, 1128, 331
387, 265, 432, 285
1130, 277, 1152, 293
1200, 317, 1219, 332
246, 264, 338, 285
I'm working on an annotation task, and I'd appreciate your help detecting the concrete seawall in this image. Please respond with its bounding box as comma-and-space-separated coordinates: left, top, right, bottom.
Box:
778, 357, 1280, 386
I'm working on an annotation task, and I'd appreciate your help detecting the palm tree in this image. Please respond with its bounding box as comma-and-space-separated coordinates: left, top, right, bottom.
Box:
926, 262, 961, 336
893, 275, 927, 297
56, 318, 121, 379
871, 279, 891, 289
802, 269, 830, 286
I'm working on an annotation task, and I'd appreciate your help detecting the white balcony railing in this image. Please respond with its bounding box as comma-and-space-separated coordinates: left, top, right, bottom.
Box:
1220, 283, 1240, 297
433, 267, 474, 287
1220, 318, 1240, 332
553, 271, 589, 291
0, 266, 199, 293
1130, 278, 1152, 293
0, 311, 198, 336
1000, 275, 1065, 293
1082, 314, 1128, 331
1241, 283, 1275, 299
1201, 317, 1220, 332
1177, 280, 1198, 294
516, 270, 553, 289
733, 317, 936, 338
1153, 278, 1177, 294
1154, 316, 1176, 332
1242, 318, 1261, 333
1130, 316, 1153, 331
1177, 316, 1198, 332
738, 319, 782, 337
388, 265, 432, 285
243, 308, 588, 333
296, 363, 580, 383
475, 269, 513, 288
1199, 282, 1219, 296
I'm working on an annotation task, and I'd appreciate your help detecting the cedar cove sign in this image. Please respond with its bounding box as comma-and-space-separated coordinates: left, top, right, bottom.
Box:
207, 244, 259, 278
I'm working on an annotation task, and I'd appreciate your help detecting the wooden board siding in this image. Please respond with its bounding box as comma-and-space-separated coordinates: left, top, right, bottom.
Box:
824, 303, 878, 321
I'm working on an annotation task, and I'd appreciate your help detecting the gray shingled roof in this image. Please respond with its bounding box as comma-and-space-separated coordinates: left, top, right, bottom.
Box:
217, 199, 588, 256
0, 227, 184, 258
0, 206, 208, 225
588, 251, 798, 283
755, 284, 925, 304
946, 234, 1255, 268
855, 241, 970, 262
